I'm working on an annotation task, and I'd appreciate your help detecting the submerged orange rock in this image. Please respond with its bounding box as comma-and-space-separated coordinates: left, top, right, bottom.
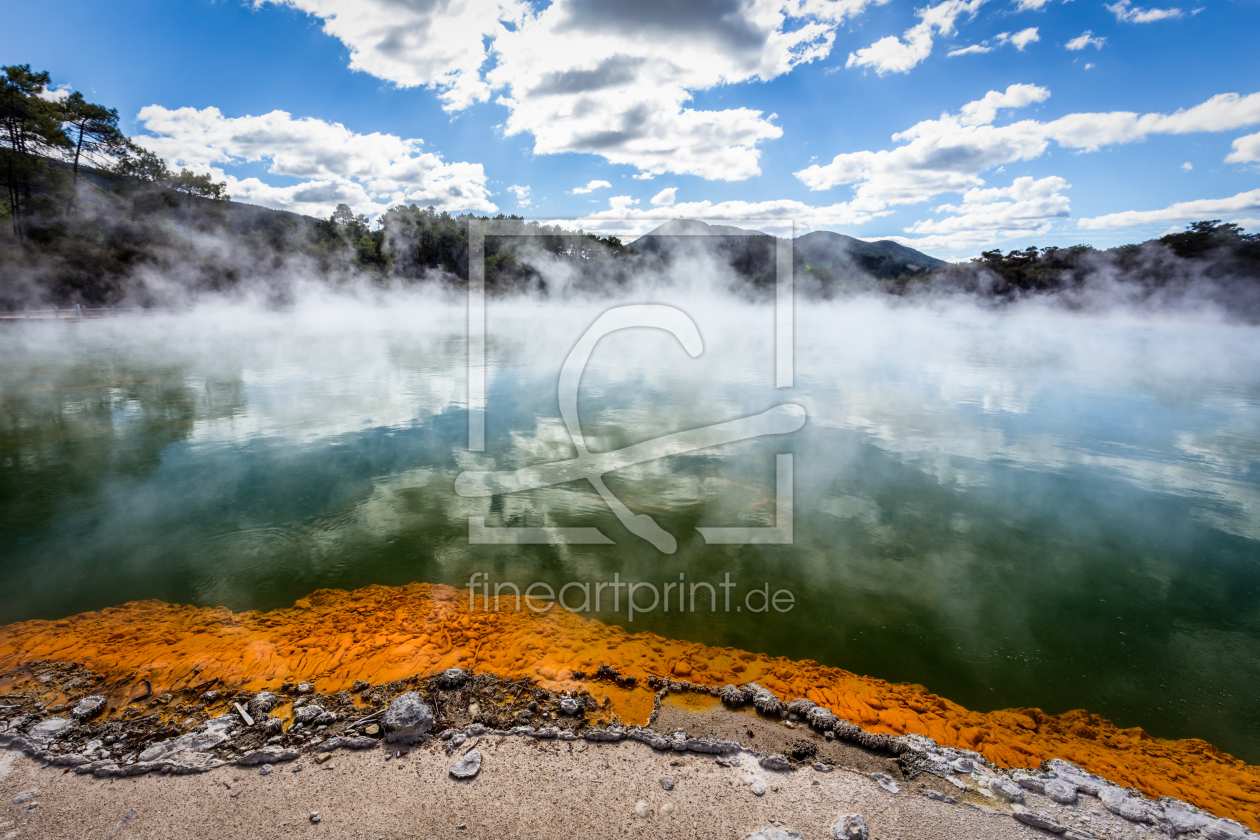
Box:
1, 581, 1257, 828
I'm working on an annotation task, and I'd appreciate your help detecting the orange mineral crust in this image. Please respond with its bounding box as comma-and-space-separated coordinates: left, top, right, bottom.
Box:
1, 582, 1257, 828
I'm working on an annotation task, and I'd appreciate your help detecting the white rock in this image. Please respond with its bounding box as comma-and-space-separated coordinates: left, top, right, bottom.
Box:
634, 801, 650, 817
449, 749, 482, 779
1044, 779, 1078, 804
832, 814, 869, 840
870, 772, 900, 794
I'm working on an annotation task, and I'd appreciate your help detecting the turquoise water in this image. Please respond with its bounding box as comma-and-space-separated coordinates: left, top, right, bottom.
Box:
1, 297, 1259, 761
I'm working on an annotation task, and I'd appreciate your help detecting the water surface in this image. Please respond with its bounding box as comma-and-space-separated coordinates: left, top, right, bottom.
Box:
1, 297, 1258, 761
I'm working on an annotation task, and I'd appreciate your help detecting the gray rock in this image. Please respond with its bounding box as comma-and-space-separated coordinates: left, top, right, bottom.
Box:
12, 790, 37, 805
760, 754, 792, 771
1013, 811, 1067, 834
583, 728, 625, 742
246, 692, 279, 718
720, 684, 745, 706
741, 683, 784, 716
293, 704, 323, 725
1161, 801, 1216, 835
1013, 769, 1047, 793
559, 697, 581, 715
237, 746, 299, 766
309, 812, 320, 824
685, 737, 739, 754
295, 682, 313, 695
72, 696, 107, 721
832, 814, 869, 840
1042, 759, 1105, 796
1202, 819, 1252, 840
27, 717, 71, 742
263, 716, 284, 734
439, 668, 468, 689
1044, 779, 1078, 804
786, 698, 817, 718
258, 764, 273, 776
988, 777, 1025, 803
1098, 787, 1155, 823
813, 762, 833, 773
745, 827, 801, 840
750, 779, 767, 796
449, 749, 482, 779
662, 778, 674, 791
383, 692, 433, 744
923, 790, 956, 804
807, 707, 838, 731
870, 772, 900, 794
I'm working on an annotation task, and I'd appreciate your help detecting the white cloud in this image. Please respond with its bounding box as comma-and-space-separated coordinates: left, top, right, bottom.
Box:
901, 175, 1071, 249
261, 0, 527, 111
507, 184, 532, 206
1077, 189, 1260, 229
1065, 30, 1106, 50
633, 172, 655, 180
1007, 27, 1040, 49
133, 105, 496, 218
651, 187, 678, 206
36, 84, 73, 103
1012, 0, 1052, 10
265, 0, 895, 180
569, 179, 611, 195
948, 27, 1038, 57
847, 0, 987, 75
795, 86, 1260, 213
1181, 161, 1193, 171
1226, 132, 1260, 164
1106, 0, 1183, 22
577, 193, 887, 237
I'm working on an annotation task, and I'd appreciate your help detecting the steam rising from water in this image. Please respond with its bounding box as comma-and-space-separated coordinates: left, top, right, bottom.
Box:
2, 285, 1259, 760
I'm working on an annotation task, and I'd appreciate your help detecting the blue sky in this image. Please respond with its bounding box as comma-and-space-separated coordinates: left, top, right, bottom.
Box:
4, 0, 1259, 257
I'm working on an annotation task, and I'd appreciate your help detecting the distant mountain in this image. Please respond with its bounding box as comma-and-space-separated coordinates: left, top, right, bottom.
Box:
631, 219, 945, 285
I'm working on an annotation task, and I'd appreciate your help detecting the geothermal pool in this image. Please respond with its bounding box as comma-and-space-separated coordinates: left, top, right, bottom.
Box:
1, 297, 1259, 762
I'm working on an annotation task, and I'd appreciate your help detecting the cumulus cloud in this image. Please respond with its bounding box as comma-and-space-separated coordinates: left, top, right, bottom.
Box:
1065, 30, 1106, 50
576, 192, 886, 237
1012, 0, 1052, 10
1106, 0, 1183, 22
901, 175, 1070, 249
948, 27, 1038, 57
847, 0, 987, 75
1077, 189, 1260, 229
794, 86, 1260, 212
507, 184, 532, 206
1181, 161, 1193, 171
261, 0, 527, 111
1226, 132, 1260, 165
651, 187, 678, 206
36, 84, 73, 103
133, 105, 496, 218
569, 180, 611, 195
263, 0, 894, 180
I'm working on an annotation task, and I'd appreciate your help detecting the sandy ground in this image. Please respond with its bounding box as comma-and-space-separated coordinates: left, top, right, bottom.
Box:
0, 738, 1060, 840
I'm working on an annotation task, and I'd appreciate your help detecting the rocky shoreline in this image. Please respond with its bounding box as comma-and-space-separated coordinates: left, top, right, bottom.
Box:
0, 661, 1253, 840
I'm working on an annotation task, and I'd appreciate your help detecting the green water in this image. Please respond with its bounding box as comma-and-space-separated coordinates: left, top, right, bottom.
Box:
2, 299, 1259, 762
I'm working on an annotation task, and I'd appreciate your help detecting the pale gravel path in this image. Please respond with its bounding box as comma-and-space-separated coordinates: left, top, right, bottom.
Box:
1, 737, 1071, 840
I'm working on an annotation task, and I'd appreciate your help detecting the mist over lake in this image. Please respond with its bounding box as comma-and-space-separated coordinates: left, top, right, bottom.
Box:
3, 293, 1258, 761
